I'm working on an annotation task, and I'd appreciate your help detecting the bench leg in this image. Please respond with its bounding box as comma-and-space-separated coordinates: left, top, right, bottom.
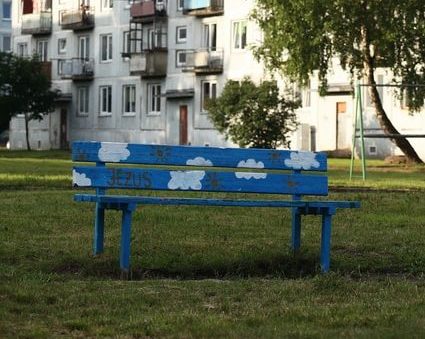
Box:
120, 205, 135, 279
320, 212, 333, 273
94, 203, 105, 255
291, 207, 301, 252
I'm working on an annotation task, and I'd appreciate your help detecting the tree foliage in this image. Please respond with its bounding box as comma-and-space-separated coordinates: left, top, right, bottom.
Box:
252, 0, 425, 163
0, 52, 58, 149
207, 77, 299, 149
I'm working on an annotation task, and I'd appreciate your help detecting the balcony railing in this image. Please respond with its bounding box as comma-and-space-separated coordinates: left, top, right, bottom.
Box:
21, 12, 52, 35
183, 0, 223, 17
130, 0, 167, 21
183, 49, 223, 74
60, 7, 94, 31
130, 51, 167, 77
58, 58, 94, 81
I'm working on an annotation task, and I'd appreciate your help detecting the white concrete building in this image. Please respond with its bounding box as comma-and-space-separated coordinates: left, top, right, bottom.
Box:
8, 0, 425, 160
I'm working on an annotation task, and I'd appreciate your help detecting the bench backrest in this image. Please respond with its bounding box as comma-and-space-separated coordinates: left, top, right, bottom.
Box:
72, 141, 328, 196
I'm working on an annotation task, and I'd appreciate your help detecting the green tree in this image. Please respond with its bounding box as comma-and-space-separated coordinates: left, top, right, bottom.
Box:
252, 0, 425, 163
0, 52, 58, 150
207, 77, 299, 149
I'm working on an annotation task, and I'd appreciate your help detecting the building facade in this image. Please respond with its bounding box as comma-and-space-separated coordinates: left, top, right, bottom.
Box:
9, 0, 425, 161
0, 0, 12, 52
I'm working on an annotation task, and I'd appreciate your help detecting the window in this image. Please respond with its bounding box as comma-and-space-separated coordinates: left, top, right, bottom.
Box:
148, 29, 163, 49
100, 34, 112, 62
123, 85, 136, 115
2, 36, 10, 52
78, 36, 89, 59
203, 23, 217, 51
232, 21, 247, 50
176, 26, 187, 43
201, 81, 217, 112
123, 31, 130, 55
177, 0, 184, 11
102, 0, 113, 9
37, 40, 48, 61
77, 87, 89, 116
176, 50, 186, 67
58, 38, 67, 54
99, 86, 112, 115
3, 2, 11, 20
17, 43, 28, 57
148, 84, 161, 115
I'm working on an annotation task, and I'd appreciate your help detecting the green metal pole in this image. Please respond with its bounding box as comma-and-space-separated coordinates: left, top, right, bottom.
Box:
349, 84, 359, 180
358, 84, 366, 180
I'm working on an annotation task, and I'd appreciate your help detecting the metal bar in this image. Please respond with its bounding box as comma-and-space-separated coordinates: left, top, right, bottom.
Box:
355, 134, 425, 138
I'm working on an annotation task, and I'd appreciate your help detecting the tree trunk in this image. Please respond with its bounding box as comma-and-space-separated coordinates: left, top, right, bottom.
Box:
361, 27, 423, 164
24, 113, 31, 151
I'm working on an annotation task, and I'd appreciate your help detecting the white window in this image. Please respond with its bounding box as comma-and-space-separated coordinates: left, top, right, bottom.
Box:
78, 36, 89, 59
100, 34, 113, 62
77, 87, 89, 116
123, 85, 136, 115
176, 50, 186, 67
203, 23, 217, 51
148, 29, 163, 49
17, 43, 28, 57
123, 31, 130, 55
3, 2, 11, 20
177, 0, 184, 11
102, 0, 113, 9
99, 85, 112, 115
2, 35, 11, 52
58, 38, 66, 54
176, 26, 187, 43
201, 81, 217, 112
232, 21, 247, 50
148, 84, 161, 115
37, 40, 48, 61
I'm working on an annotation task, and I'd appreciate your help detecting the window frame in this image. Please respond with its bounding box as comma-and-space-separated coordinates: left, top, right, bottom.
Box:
175, 50, 187, 67
122, 84, 136, 116
100, 33, 113, 62
99, 85, 112, 116
58, 38, 67, 54
232, 20, 247, 50
176, 26, 187, 44
77, 86, 90, 116
147, 83, 162, 116
2, 1, 11, 21
201, 80, 217, 113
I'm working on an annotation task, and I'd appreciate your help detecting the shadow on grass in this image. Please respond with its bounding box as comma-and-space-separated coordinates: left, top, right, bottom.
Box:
49, 253, 322, 280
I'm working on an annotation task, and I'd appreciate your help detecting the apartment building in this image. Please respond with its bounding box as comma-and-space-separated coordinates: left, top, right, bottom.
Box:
0, 0, 11, 52
8, 0, 425, 160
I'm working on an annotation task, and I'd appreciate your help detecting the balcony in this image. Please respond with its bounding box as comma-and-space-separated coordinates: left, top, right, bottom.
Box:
183, 0, 223, 17
130, 51, 167, 78
183, 49, 223, 75
60, 7, 94, 31
21, 12, 52, 35
58, 58, 94, 81
130, 0, 167, 22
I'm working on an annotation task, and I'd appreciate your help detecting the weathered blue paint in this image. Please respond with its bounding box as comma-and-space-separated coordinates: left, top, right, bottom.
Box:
71, 141, 360, 275
72, 141, 327, 172
73, 166, 329, 196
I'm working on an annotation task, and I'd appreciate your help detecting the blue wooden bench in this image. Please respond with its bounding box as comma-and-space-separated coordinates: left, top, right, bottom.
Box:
72, 141, 360, 276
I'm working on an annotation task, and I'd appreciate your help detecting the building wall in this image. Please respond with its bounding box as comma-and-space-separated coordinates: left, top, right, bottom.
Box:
8, 0, 425, 161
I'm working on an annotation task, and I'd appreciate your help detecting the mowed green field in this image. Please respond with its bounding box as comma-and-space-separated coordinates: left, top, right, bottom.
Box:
1, 150, 425, 337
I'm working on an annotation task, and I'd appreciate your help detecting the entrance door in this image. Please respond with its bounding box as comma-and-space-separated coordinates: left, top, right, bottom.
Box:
60, 108, 68, 149
179, 105, 188, 145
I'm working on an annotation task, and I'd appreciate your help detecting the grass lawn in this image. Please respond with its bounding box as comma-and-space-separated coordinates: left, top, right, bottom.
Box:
1, 150, 425, 337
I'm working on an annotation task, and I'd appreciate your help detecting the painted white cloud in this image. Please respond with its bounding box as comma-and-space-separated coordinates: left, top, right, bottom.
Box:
168, 171, 205, 190
235, 172, 267, 180
186, 157, 213, 167
73, 170, 92, 187
98, 142, 130, 163
235, 159, 267, 180
284, 152, 320, 170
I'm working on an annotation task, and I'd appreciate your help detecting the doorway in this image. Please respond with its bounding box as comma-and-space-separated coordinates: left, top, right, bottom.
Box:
336, 101, 349, 150
179, 105, 188, 145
